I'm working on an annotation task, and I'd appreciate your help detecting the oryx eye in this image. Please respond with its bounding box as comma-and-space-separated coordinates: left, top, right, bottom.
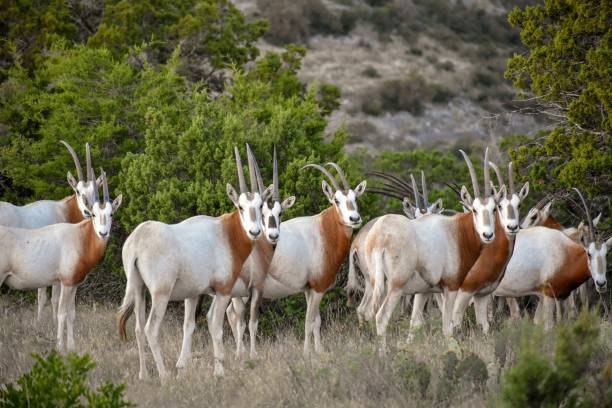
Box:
587, 253, 592, 259
531, 215, 537, 220
473, 209, 477, 215
239, 205, 244, 211
334, 198, 340, 205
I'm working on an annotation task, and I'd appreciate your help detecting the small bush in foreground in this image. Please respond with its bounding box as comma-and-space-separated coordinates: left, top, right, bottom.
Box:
0, 351, 132, 408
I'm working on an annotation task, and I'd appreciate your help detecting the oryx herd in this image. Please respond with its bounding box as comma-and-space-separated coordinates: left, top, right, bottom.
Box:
0, 141, 609, 382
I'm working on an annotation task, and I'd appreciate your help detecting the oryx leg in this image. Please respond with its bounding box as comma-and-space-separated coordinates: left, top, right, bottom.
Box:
433, 293, 444, 313
542, 297, 555, 331
357, 282, 373, 324
450, 289, 474, 335
226, 297, 246, 356
555, 299, 563, 323
248, 289, 262, 359
506, 297, 521, 320
209, 293, 231, 377
533, 297, 544, 324
145, 291, 171, 382
304, 289, 325, 356
65, 285, 77, 351
579, 283, 589, 310
566, 293, 577, 318
176, 297, 198, 372
56, 284, 77, 352
400, 294, 412, 315
407, 293, 429, 340
375, 284, 403, 354
474, 295, 490, 334
442, 289, 458, 337
51, 283, 60, 327
37, 287, 47, 322
134, 286, 148, 380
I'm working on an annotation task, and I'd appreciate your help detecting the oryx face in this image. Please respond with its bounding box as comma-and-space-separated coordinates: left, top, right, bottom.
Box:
322, 180, 366, 228
587, 239, 610, 293
471, 196, 497, 243
497, 183, 529, 235
91, 195, 122, 239
68, 174, 103, 218
262, 196, 295, 244
237, 192, 264, 241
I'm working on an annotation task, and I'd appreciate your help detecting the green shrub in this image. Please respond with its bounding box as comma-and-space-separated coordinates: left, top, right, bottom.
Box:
501, 312, 602, 407
362, 66, 380, 78
455, 352, 488, 392
394, 351, 431, 397
0, 351, 132, 407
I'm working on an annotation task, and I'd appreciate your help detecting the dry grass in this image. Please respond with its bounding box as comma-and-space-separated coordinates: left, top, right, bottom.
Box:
1, 296, 610, 407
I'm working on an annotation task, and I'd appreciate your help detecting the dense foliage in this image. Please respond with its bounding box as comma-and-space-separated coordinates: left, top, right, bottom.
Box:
0, 351, 132, 407
505, 0, 611, 225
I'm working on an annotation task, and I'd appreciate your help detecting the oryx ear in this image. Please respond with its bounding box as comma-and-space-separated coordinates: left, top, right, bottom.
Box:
322, 180, 335, 203
402, 198, 416, 219
281, 195, 296, 210
67, 172, 78, 190
354, 180, 367, 197
226, 183, 239, 207
460, 185, 473, 208
261, 184, 274, 202
593, 212, 602, 227
430, 198, 444, 214
494, 185, 507, 203
112, 194, 123, 213
518, 182, 529, 201
606, 236, 612, 250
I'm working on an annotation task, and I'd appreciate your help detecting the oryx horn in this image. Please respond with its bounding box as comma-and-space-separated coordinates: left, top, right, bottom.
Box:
459, 149, 480, 198
273, 146, 280, 202
301, 163, 341, 191
86, 143, 93, 182
101, 168, 110, 203
421, 171, 429, 208
573, 188, 596, 243
60, 140, 84, 181
245, 143, 259, 193
410, 174, 421, 211
325, 162, 350, 191
234, 146, 247, 194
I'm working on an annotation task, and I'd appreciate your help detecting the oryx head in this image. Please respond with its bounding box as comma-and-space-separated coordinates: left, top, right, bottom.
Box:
302, 162, 366, 228
574, 189, 609, 293
248, 145, 295, 245
520, 197, 554, 229
227, 145, 272, 241
61, 140, 103, 218
489, 161, 529, 235
405, 171, 444, 219
90, 168, 122, 239
459, 148, 504, 243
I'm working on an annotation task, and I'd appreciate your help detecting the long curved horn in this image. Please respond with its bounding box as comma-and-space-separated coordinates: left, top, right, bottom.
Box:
91, 166, 99, 203
246, 144, 265, 194
410, 174, 421, 211
573, 188, 596, 242
508, 162, 515, 195
366, 187, 408, 201
367, 171, 414, 194
234, 146, 247, 194
370, 183, 412, 199
421, 171, 429, 208
60, 140, 84, 181
245, 144, 258, 193
483, 147, 490, 198
273, 146, 280, 202
100, 168, 109, 203
459, 149, 480, 198
488, 161, 504, 192
444, 181, 462, 198
86, 143, 93, 182
325, 162, 350, 191
301, 164, 341, 191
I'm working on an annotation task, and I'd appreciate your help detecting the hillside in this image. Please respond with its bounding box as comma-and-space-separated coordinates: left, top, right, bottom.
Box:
234, 0, 545, 151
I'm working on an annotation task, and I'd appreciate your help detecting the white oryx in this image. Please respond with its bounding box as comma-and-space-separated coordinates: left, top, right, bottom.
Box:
0, 141, 102, 322
490, 189, 609, 330
0, 169, 121, 351
365, 148, 514, 347
346, 171, 443, 324
237, 162, 366, 356
118, 146, 270, 381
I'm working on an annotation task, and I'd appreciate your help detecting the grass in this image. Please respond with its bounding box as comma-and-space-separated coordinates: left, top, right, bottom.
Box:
1, 296, 610, 407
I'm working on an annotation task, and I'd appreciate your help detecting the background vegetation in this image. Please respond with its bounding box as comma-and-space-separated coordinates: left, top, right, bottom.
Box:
0, 0, 610, 404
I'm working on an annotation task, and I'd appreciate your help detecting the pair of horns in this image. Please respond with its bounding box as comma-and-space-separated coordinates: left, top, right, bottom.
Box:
488, 161, 516, 197
61, 140, 94, 182
245, 145, 280, 202
409, 171, 429, 212
573, 188, 597, 243
459, 147, 491, 198
89, 167, 110, 204
302, 162, 350, 191
234, 145, 255, 194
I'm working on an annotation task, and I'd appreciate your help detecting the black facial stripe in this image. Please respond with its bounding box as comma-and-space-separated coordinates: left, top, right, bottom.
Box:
506, 205, 515, 219
248, 207, 256, 222
268, 215, 277, 228
346, 200, 355, 211
482, 210, 491, 226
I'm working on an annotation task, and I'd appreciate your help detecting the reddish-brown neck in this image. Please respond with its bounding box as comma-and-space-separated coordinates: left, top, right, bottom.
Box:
308, 206, 353, 293
63, 220, 107, 286
65, 194, 85, 224
443, 212, 482, 290
542, 214, 563, 230
216, 210, 255, 294
541, 243, 589, 299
